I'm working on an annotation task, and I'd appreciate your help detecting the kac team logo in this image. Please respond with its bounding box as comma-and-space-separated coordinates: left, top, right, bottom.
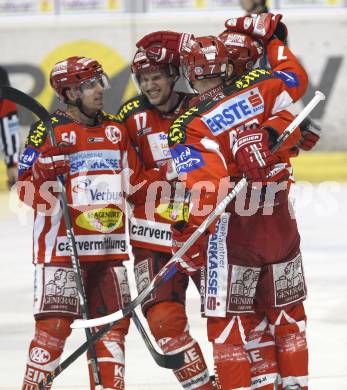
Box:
105, 125, 122, 144
30, 347, 51, 364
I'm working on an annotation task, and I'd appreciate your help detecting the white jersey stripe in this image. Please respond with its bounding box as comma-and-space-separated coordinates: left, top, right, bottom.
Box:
33, 213, 46, 264
44, 201, 62, 263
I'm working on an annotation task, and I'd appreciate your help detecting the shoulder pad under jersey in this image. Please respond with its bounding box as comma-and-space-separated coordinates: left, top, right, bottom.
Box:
116, 95, 150, 122
231, 68, 274, 91
168, 106, 200, 146
25, 112, 66, 148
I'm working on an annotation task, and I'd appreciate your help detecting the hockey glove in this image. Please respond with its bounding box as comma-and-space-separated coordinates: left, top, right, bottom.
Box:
224, 13, 288, 44
171, 221, 207, 275
32, 145, 75, 188
232, 127, 277, 182
136, 31, 193, 66
298, 116, 321, 151
289, 116, 321, 156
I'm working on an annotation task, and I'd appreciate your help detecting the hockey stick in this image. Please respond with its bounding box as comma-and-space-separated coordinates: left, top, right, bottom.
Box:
72, 90, 326, 330
34, 90, 325, 388
131, 309, 185, 369
6, 87, 324, 386
0, 86, 104, 388
0, 86, 185, 379
33, 311, 184, 390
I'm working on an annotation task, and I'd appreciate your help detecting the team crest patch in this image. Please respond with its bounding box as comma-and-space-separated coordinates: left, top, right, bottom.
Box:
105, 125, 122, 144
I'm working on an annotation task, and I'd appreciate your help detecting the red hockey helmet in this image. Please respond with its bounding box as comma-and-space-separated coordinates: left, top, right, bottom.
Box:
180, 35, 229, 81
50, 56, 107, 97
131, 47, 177, 78
218, 31, 264, 77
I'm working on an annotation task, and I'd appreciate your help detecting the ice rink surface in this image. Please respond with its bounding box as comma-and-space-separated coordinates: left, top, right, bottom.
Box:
0, 182, 346, 389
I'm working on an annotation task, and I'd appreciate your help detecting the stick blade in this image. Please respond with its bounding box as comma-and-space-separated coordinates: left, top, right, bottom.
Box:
71, 310, 123, 328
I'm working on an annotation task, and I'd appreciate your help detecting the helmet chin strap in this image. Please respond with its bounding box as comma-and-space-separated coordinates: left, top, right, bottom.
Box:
66, 97, 101, 125
76, 98, 100, 123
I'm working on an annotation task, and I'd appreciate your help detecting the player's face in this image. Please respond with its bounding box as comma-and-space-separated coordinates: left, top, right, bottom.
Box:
78, 77, 105, 112
139, 69, 173, 107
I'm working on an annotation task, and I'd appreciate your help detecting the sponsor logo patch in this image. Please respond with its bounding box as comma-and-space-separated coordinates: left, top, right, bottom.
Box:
156, 202, 189, 222
56, 234, 127, 256
205, 214, 229, 317
76, 207, 124, 233
41, 267, 79, 314
228, 265, 260, 312
88, 137, 104, 143
170, 144, 205, 174
130, 218, 172, 247
71, 174, 123, 206
18, 147, 39, 176
69, 150, 121, 174
274, 253, 306, 306
202, 88, 264, 135
147, 132, 171, 162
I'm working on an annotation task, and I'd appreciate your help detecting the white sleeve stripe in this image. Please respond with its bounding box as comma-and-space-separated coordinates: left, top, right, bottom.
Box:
271, 90, 293, 115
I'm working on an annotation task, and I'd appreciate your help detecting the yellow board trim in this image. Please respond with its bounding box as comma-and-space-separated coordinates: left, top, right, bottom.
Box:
291, 152, 347, 183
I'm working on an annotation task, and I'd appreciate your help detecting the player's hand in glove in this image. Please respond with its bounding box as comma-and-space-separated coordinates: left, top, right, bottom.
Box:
289, 116, 321, 156
232, 126, 283, 182
171, 221, 208, 275
32, 145, 75, 188
136, 30, 193, 66
298, 116, 321, 151
224, 13, 287, 44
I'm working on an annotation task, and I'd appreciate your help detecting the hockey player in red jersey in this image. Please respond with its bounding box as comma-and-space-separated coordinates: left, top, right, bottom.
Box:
18, 56, 160, 389
0, 66, 20, 189
116, 36, 215, 389
167, 28, 310, 390
217, 17, 319, 390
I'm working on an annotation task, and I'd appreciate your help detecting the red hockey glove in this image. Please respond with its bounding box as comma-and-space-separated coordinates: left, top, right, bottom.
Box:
136, 31, 193, 65
32, 145, 75, 188
298, 116, 321, 151
289, 116, 321, 156
171, 221, 207, 275
232, 127, 276, 182
224, 13, 287, 44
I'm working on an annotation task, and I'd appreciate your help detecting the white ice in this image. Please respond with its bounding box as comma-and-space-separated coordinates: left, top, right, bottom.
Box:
0, 182, 346, 389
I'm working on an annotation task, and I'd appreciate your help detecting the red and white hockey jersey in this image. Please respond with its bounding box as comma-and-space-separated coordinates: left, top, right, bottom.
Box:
168, 39, 308, 229
18, 110, 160, 264
117, 93, 192, 253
